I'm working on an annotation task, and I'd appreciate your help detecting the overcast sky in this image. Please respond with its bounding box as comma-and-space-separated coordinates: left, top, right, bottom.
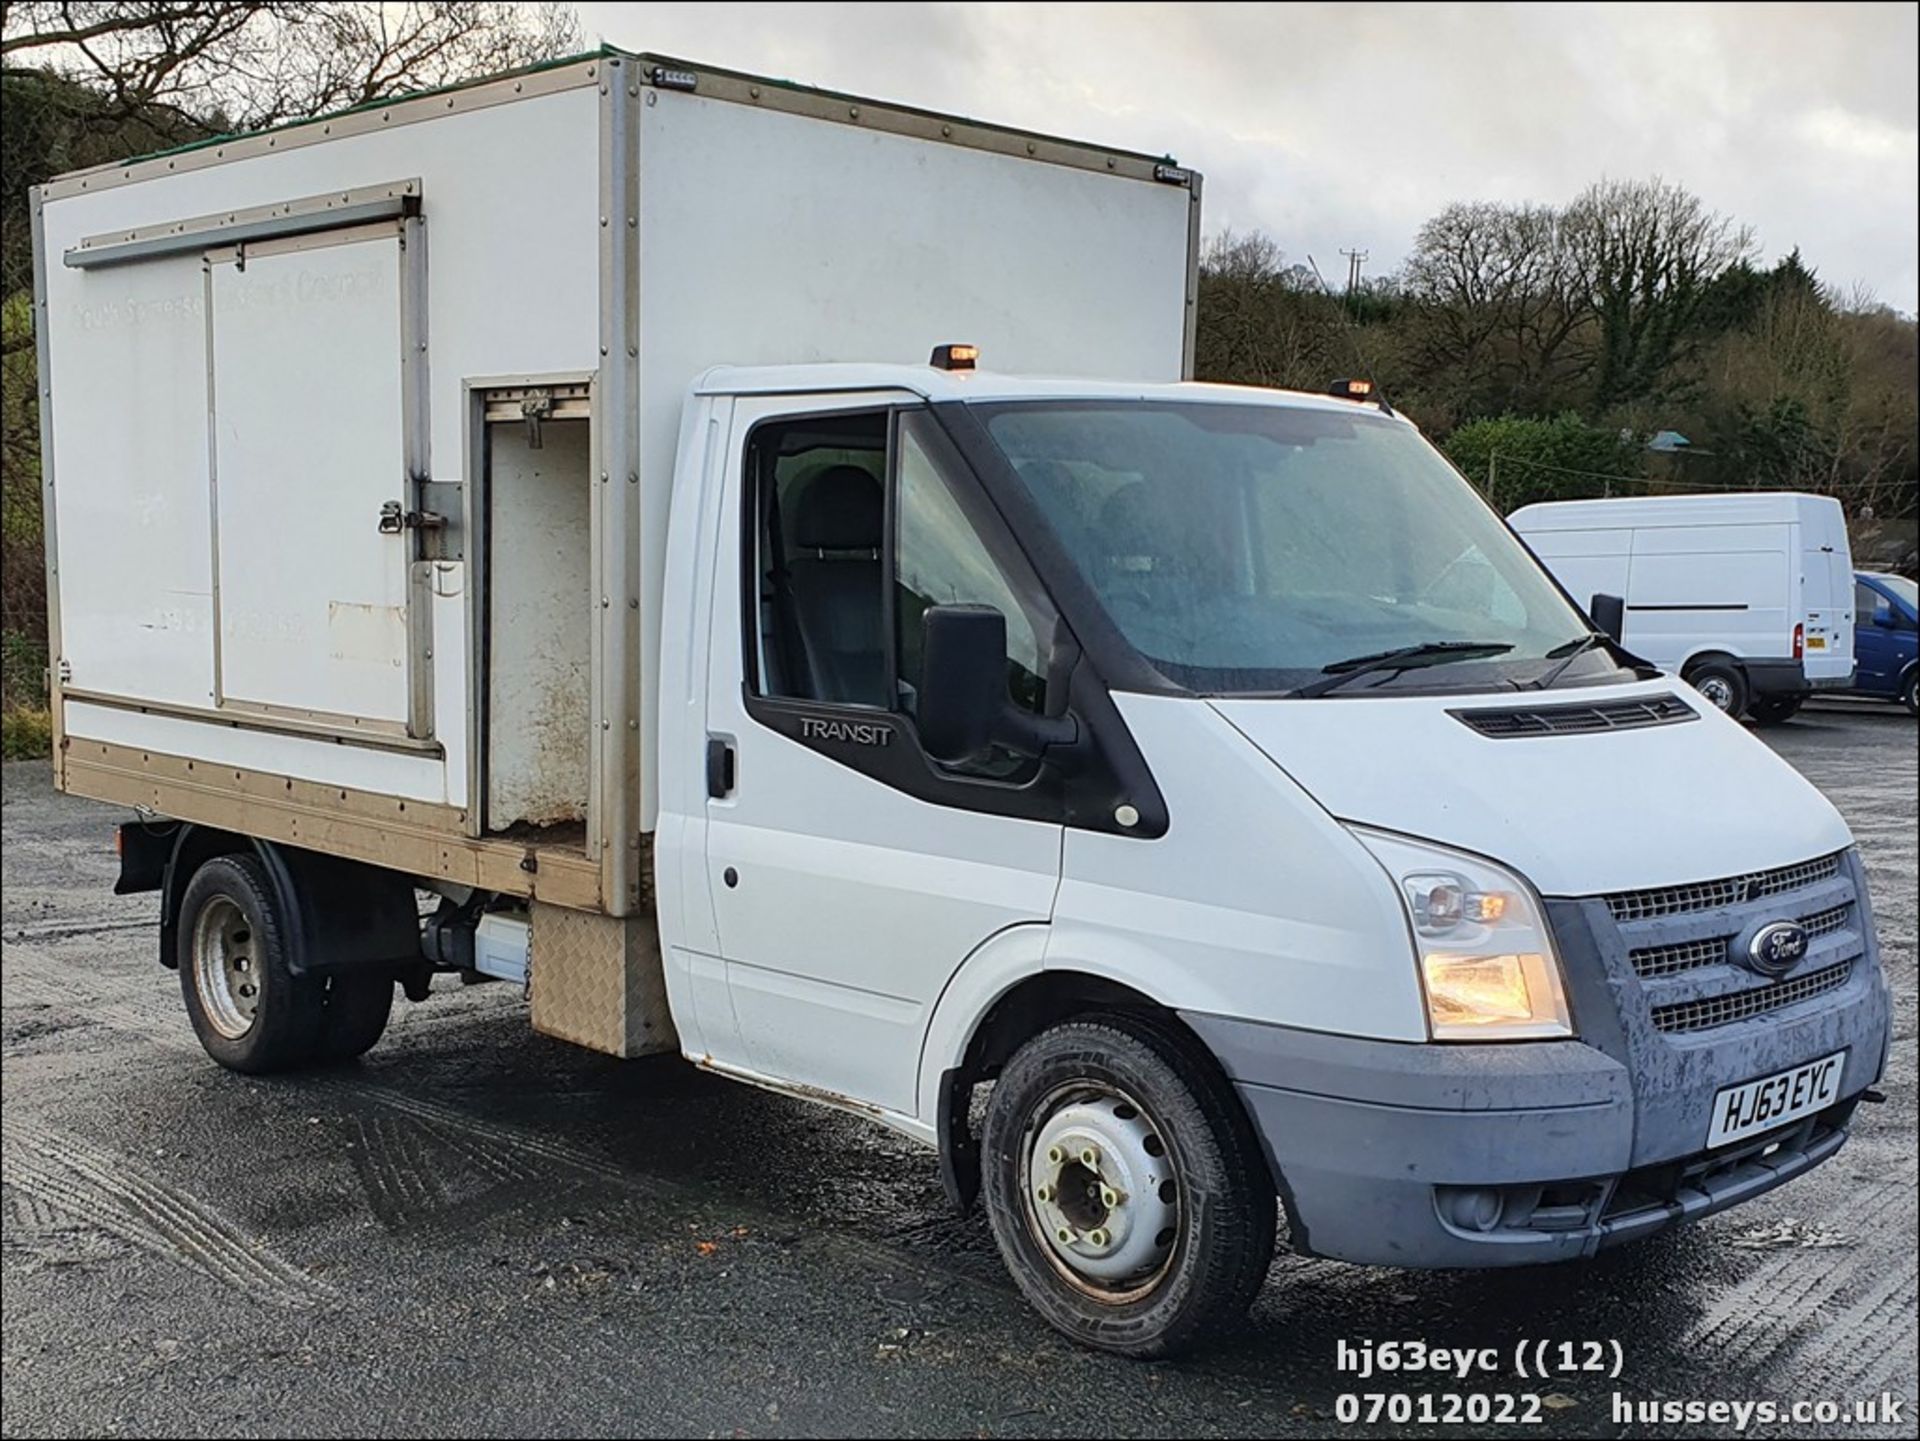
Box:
579, 1, 1920, 313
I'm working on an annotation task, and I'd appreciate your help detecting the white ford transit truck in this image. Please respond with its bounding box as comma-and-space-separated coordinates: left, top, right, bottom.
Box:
33, 50, 1891, 1356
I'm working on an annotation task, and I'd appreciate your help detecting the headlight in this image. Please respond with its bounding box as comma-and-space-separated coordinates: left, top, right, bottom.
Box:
1350, 828, 1573, 1041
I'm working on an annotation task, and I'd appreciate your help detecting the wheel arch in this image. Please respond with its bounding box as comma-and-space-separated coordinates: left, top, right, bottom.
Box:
918, 928, 1231, 1214
1678, 647, 1744, 678
160, 826, 418, 979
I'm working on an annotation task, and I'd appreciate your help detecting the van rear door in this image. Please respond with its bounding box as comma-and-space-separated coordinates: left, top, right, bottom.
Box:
1798, 502, 1855, 684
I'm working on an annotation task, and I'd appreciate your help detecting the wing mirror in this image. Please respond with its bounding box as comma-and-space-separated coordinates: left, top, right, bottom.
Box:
1872, 602, 1897, 629
918, 604, 1075, 766
1589, 592, 1626, 644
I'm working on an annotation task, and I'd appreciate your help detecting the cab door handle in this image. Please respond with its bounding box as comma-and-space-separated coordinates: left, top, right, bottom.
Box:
706, 737, 736, 798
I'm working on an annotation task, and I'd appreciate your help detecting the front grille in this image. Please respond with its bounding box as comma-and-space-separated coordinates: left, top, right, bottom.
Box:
1628, 901, 1854, 980
1631, 935, 1729, 979
1650, 960, 1853, 1034
1606, 854, 1843, 922
1803, 904, 1850, 938
1452, 694, 1696, 738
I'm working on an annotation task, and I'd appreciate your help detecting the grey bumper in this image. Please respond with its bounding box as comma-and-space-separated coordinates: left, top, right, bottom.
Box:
1180, 851, 1891, 1270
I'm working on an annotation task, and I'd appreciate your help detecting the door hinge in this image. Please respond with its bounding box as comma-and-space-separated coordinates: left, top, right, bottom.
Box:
520, 389, 553, 450
379, 500, 446, 535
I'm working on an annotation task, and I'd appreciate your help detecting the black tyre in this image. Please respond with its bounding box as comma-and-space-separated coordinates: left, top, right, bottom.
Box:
1903, 671, 1918, 718
1747, 693, 1804, 726
177, 855, 323, 1073
980, 1012, 1276, 1358
313, 974, 394, 1063
1685, 658, 1749, 719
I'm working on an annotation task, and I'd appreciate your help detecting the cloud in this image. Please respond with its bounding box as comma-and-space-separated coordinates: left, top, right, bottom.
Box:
582, 1, 1919, 311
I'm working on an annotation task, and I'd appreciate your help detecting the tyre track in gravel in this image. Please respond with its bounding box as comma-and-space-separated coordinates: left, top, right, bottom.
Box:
0, 1115, 333, 1309
1677, 1163, 1916, 1381
1, 933, 1023, 1308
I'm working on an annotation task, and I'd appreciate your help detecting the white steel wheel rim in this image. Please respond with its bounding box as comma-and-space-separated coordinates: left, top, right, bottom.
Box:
191, 896, 261, 1039
1696, 674, 1736, 710
1017, 1081, 1182, 1302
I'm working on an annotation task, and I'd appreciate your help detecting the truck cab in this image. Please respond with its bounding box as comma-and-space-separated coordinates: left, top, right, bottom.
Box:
651, 361, 1891, 1352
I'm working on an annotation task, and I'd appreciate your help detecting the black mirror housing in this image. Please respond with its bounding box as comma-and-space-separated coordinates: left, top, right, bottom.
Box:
918, 604, 1077, 767
1589, 592, 1626, 644
919, 605, 1007, 764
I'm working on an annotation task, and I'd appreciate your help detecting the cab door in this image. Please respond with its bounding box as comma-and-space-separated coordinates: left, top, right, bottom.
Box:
699, 394, 1064, 1116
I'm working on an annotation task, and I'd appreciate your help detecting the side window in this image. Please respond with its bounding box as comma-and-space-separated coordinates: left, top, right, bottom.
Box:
746, 406, 1050, 783
749, 412, 889, 707
894, 412, 1048, 732
1855, 580, 1878, 616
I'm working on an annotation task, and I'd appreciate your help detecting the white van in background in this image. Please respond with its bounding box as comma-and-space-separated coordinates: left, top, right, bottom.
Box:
1509, 494, 1856, 724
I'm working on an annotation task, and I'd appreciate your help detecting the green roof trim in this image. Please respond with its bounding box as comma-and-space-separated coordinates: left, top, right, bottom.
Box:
107, 43, 621, 171
57, 43, 1177, 193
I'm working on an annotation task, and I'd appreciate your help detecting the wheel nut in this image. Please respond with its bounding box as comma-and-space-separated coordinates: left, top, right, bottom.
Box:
1080, 1147, 1099, 1168
1056, 1227, 1075, 1244
1100, 1186, 1119, 1209
1046, 1145, 1064, 1165
1087, 1227, 1110, 1247
1034, 1183, 1055, 1203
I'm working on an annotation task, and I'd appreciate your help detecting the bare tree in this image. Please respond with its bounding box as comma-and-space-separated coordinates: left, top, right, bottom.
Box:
1561, 177, 1753, 412
1403, 200, 1590, 416
1194, 230, 1345, 391
1, 2, 580, 130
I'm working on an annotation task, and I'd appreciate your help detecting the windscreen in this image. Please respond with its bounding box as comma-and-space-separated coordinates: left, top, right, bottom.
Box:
978, 400, 1605, 694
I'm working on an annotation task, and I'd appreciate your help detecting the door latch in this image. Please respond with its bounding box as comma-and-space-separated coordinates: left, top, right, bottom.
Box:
379, 501, 446, 535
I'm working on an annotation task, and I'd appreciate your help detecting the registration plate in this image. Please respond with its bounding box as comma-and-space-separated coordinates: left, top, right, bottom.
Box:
1707, 1051, 1845, 1147
1807, 635, 1827, 649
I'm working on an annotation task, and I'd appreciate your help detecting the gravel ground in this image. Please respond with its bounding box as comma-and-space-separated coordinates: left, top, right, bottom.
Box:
2, 698, 1914, 1439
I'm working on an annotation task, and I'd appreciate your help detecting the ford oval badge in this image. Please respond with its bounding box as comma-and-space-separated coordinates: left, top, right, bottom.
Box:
1746, 920, 1809, 977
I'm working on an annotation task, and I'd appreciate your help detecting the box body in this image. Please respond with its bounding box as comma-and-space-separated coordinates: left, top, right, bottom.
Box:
34, 50, 1198, 918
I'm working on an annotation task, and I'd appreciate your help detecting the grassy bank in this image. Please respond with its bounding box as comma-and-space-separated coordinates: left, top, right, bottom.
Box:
2, 706, 51, 760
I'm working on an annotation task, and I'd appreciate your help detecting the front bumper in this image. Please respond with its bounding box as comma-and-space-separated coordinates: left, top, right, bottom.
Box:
1180, 853, 1891, 1269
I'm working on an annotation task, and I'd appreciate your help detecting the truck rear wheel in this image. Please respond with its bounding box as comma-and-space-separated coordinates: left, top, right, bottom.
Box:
178, 854, 324, 1073
980, 1012, 1275, 1358
1747, 694, 1804, 726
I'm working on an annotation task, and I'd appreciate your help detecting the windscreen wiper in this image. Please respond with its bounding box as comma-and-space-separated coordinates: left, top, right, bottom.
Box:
1529, 632, 1610, 691
1289, 641, 1514, 698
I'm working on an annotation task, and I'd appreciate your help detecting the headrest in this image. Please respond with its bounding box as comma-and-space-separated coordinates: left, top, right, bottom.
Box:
1100, 482, 1163, 555
793, 465, 883, 552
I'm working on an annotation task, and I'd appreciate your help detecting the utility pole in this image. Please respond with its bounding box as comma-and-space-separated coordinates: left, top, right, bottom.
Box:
1340, 247, 1368, 316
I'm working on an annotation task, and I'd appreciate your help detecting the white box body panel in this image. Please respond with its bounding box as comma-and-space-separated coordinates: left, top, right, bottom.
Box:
209, 230, 411, 723
41, 83, 604, 808
39, 59, 1195, 899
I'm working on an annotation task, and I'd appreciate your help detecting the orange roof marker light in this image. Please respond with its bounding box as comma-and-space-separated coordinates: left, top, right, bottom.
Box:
1328, 377, 1373, 401
930, 343, 979, 371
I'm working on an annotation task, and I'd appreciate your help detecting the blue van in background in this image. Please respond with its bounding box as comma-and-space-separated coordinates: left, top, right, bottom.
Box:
1852, 571, 1918, 714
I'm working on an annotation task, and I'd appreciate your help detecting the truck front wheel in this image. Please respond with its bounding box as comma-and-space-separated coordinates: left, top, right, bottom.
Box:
980, 1012, 1276, 1358
178, 854, 324, 1073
